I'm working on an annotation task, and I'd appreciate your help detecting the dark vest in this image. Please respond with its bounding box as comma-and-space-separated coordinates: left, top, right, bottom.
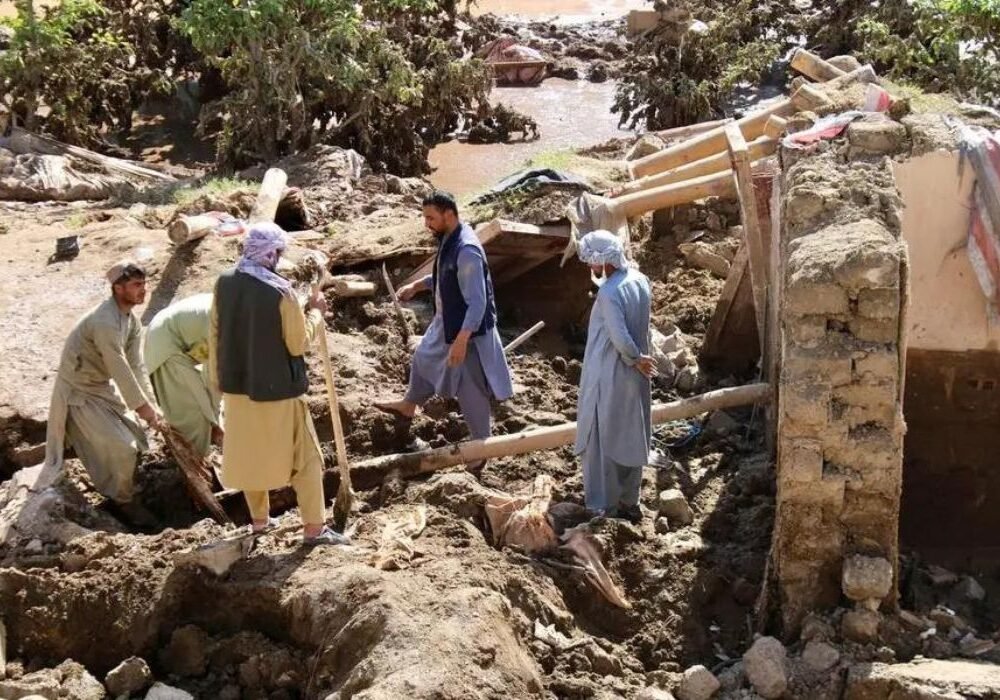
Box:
432, 222, 497, 344
214, 270, 308, 401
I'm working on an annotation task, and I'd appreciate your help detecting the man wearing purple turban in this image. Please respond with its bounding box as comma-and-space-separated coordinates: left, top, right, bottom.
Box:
209, 222, 347, 545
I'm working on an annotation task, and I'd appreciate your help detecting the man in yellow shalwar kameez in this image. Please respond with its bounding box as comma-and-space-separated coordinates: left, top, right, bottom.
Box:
43, 261, 162, 517
144, 293, 222, 456
209, 222, 348, 545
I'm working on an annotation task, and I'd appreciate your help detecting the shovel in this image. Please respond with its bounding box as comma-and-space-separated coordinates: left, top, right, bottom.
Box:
311, 283, 355, 532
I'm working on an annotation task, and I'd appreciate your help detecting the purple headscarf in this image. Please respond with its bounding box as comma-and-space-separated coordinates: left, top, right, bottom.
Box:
237, 222, 292, 295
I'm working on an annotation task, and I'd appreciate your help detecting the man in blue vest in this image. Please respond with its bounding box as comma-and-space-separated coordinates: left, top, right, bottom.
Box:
376, 192, 513, 452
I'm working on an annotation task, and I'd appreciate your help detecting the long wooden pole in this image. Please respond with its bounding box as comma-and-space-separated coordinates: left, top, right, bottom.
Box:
350, 383, 772, 482
609, 169, 737, 219
614, 136, 776, 197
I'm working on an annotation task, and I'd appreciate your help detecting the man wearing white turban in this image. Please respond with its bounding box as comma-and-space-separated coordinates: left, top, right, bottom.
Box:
574, 230, 654, 521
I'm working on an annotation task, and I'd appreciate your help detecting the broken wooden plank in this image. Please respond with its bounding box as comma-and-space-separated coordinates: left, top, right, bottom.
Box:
504, 321, 545, 353
331, 279, 376, 297
8, 127, 174, 182
655, 118, 733, 142
610, 169, 737, 219
726, 123, 767, 349
699, 244, 759, 372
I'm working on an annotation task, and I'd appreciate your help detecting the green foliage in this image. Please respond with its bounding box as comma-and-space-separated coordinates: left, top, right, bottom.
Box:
0, 0, 183, 145
613, 0, 796, 130
811, 0, 999, 103
179, 0, 492, 174
171, 177, 251, 207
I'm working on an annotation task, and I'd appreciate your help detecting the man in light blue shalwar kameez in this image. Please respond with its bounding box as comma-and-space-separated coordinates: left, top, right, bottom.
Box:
375, 192, 513, 453
574, 230, 655, 522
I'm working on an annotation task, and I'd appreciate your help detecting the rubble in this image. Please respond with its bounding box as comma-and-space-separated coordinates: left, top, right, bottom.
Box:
146, 683, 195, 700
843, 609, 881, 643
657, 489, 694, 526
105, 656, 152, 697
677, 664, 720, 700
743, 637, 788, 699
842, 555, 894, 604
802, 640, 840, 672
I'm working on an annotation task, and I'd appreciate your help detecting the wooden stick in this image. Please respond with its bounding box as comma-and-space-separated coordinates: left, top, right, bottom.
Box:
504, 321, 546, 354
350, 383, 772, 480
382, 263, 411, 342
312, 284, 354, 531
249, 168, 288, 225
168, 214, 220, 245
609, 170, 737, 219
789, 48, 846, 82
726, 124, 768, 350
628, 65, 877, 179
615, 136, 776, 197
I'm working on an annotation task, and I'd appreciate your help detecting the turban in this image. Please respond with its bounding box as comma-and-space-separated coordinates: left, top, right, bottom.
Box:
577, 229, 630, 270
237, 222, 292, 294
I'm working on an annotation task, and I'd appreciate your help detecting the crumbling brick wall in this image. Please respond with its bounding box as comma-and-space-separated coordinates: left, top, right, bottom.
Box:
773, 119, 909, 631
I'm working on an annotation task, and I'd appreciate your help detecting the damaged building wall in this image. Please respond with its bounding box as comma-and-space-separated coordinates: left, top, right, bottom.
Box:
893, 129, 1000, 561
773, 119, 908, 631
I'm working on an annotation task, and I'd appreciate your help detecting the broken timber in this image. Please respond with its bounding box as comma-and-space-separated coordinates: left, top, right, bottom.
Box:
401, 219, 571, 288
7, 127, 174, 182
350, 383, 771, 483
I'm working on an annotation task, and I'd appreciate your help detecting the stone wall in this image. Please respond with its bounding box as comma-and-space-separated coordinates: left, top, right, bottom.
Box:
772, 116, 909, 631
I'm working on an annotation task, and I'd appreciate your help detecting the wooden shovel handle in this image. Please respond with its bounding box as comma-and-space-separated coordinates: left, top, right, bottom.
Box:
311, 286, 351, 480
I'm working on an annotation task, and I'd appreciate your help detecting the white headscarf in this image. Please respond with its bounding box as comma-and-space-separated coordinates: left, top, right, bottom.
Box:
237, 222, 292, 295
577, 229, 631, 269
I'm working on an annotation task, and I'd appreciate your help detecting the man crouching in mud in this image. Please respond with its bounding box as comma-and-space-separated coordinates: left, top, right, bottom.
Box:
374, 191, 513, 470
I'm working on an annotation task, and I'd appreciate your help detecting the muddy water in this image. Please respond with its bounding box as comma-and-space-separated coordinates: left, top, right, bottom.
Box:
429, 78, 633, 197
471, 0, 646, 22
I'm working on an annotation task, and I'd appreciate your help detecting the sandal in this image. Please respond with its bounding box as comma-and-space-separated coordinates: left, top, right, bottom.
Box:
302, 526, 350, 547
251, 516, 279, 535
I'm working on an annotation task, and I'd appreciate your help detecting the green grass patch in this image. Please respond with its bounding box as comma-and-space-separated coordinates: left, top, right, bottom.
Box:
171, 177, 251, 207
64, 213, 90, 230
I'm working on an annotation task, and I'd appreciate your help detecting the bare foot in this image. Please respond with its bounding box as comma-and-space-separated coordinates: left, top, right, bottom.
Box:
374, 399, 417, 419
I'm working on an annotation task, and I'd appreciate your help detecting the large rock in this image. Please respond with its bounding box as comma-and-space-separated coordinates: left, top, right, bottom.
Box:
56, 660, 105, 700
954, 576, 986, 602
626, 133, 666, 161
842, 555, 893, 602
657, 489, 694, 526
743, 636, 788, 699
677, 664, 720, 700
0, 670, 60, 699
802, 640, 841, 673
845, 659, 1000, 699
106, 656, 153, 696
842, 609, 880, 643
146, 683, 195, 700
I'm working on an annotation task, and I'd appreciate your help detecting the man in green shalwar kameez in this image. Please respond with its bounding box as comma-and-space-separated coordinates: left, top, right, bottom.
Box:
144, 293, 222, 456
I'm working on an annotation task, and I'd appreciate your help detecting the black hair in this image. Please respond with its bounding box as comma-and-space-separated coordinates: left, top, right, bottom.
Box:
422, 190, 459, 216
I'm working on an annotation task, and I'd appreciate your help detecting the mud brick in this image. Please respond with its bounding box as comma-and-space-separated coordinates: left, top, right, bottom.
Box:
781, 438, 823, 483
780, 473, 846, 510
787, 315, 829, 348
857, 287, 901, 320
847, 119, 908, 155
784, 348, 853, 386
833, 383, 896, 409
782, 382, 831, 428
850, 316, 898, 344
785, 281, 850, 316
842, 403, 897, 430
853, 350, 899, 382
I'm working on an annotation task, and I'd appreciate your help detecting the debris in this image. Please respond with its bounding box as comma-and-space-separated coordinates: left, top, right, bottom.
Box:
846, 116, 908, 156
675, 365, 702, 393
560, 525, 631, 609
173, 533, 255, 576
842, 609, 880, 643
56, 660, 105, 700
533, 620, 582, 652
743, 636, 788, 699
657, 489, 694, 525
157, 424, 231, 525
0, 618, 5, 680
626, 134, 667, 162
486, 475, 559, 554
582, 640, 622, 675
926, 565, 960, 587
717, 662, 744, 692
841, 554, 893, 603
959, 634, 996, 657
146, 682, 196, 700
678, 242, 731, 278
802, 640, 840, 672
636, 687, 677, 700
954, 576, 986, 602
372, 506, 427, 571
105, 657, 153, 697
898, 610, 929, 630
161, 625, 211, 677
677, 664, 720, 700
929, 606, 967, 632
654, 517, 671, 535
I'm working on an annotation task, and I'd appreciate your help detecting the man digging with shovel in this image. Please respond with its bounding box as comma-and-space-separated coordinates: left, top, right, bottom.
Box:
209, 222, 348, 546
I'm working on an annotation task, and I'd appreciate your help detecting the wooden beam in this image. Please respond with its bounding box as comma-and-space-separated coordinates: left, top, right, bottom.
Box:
789, 48, 847, 82
249, 168, 288, 224
614, 136, 776, 197
654, 118, 733, 142
726, 123, 767, 350
350, 384, 773, 481
700, 244, 755, 362
610, 169, 737, 219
